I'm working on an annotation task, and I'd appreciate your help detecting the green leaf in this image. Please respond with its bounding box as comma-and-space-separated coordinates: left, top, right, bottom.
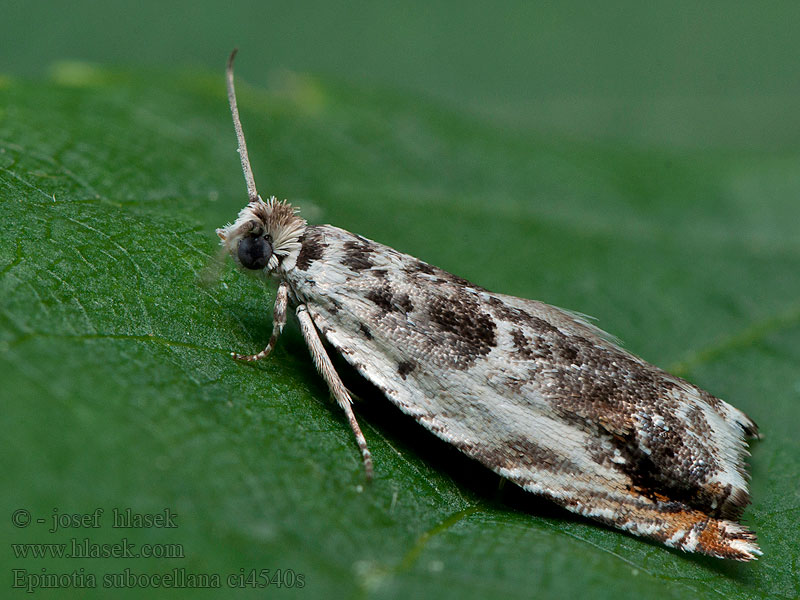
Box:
2, 64, 798, 600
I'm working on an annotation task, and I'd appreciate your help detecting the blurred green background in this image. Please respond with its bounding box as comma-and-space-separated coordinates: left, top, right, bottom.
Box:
5, 1, 800, 149
2, 3, 799, 600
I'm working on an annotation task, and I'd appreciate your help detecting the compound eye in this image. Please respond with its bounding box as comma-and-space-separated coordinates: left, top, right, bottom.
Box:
237, 235, 273, 270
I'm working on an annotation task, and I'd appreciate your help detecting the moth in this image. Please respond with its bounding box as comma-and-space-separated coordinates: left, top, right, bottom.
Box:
216, 50, 761, 561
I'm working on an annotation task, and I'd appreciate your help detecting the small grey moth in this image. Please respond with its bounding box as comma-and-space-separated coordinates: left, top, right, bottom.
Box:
216, 50, 761, 561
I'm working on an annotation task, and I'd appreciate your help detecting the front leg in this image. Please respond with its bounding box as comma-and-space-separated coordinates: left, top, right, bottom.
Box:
232, 281, 289, 361
296, 305, 374, 481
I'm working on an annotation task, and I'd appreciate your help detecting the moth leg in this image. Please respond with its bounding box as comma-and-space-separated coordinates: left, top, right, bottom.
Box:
296, 305, 374, 481
232, 281, 289, 361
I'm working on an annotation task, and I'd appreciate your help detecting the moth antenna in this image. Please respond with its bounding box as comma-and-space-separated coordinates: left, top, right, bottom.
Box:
226, 48, 259, 203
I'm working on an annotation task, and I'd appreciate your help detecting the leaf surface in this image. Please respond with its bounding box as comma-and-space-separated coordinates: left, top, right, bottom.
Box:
2, 67, 798, 600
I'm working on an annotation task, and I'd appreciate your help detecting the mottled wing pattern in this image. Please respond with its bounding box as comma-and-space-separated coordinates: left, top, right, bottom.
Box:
286, 225, 760, 560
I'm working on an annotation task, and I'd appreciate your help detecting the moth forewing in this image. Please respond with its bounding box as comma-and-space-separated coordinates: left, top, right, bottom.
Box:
216, 51, 761, 561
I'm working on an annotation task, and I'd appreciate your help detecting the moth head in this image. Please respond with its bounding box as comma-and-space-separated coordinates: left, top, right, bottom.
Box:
216, 50, 307, 274
216, 196, 306, 273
